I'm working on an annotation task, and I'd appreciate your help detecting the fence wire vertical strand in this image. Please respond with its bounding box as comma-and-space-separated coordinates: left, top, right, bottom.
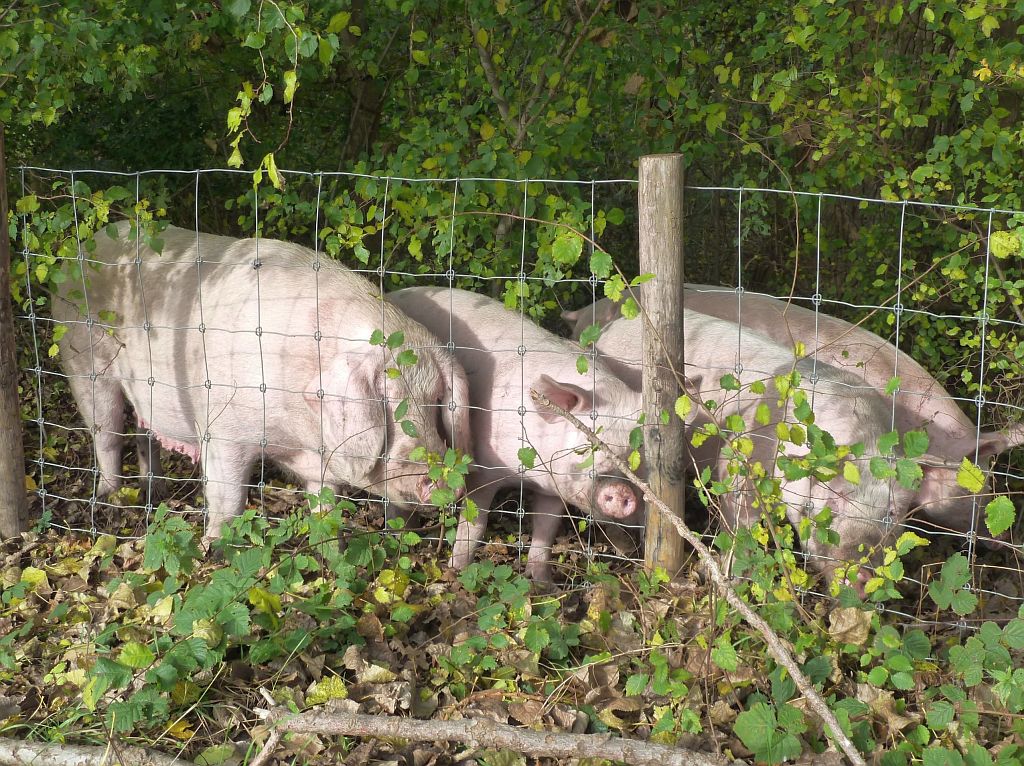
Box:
808, 194, 823, 410
252, 185, 268, 517
68, 170, 100, 533
887, 201, 908, 544
132, 173, 158, 525
378, 176, 391, 519
517, 179, 530, 566
446, 178, 460, 541
969, 211, 996, 564
19, 168, 47, 522
313, 173, 326, 493
734, 189, 744, 376
587, 179, 597, 564
193, 172, 214, 534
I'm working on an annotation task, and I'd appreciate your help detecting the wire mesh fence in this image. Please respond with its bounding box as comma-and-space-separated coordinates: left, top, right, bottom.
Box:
13, 164, 1024, 622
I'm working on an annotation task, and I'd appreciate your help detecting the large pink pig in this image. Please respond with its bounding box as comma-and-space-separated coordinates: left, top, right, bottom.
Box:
54, 222, 471, 539
565, 285, 1023, 538
595, 311, 930, 587
387, 287, 642, 580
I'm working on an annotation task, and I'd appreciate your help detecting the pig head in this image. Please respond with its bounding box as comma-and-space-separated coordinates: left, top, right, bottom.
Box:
388, 286, 643, 580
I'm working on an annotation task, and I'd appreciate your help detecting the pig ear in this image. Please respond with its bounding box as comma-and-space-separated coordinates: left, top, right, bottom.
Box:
974, 427, 1024, 459
441, 362, 473, 454
305, 354, 386, 465
533, 374, 594, 424
561, 308, 581, 325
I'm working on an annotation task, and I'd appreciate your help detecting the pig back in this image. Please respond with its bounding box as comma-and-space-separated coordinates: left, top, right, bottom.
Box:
56, 223, 421, 470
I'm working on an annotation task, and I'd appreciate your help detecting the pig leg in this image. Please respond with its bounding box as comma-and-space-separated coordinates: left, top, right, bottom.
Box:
450, 480, 497, 570
524, 493, 567, 581
67, 373, 126, 497
201, 441, 254, 539
134, 431, 167, 501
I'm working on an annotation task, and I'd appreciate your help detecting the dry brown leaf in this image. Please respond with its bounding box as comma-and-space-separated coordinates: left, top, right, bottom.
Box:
508, 699, 544, 725
596, 694, 645, 730
828, 607, 872, 645
857, 683, 920, 739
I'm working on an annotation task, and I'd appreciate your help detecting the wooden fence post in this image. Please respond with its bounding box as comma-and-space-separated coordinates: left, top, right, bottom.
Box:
0, 124, 27, 538
639, 154, 687, 577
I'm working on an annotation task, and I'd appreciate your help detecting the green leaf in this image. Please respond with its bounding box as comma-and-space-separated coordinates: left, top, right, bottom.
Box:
984, 496, 1014, 536
118, 642, 155, 669
579, 323, 601, 347
551, 233, 583, 265
224, 0, 251, 16
195, 745, 237, 766
711, 637, 738, 671
734, 703, 802, 765
902, 430, 929, 459
396, 349, 418, 367
576, 355, 589, 375
518, 448, 536, 470
674, 395, 693, 420
624, 673, 648, 696
719, 373, 740, 390
327, 11, 351, 33
895, 458, 923, 490
283, 70, 297, 104
877, 431, 899, 454
590, 249, 613, 278
523, 623, 550, 652
401, 420, 418, 438
956, 458, 985, 493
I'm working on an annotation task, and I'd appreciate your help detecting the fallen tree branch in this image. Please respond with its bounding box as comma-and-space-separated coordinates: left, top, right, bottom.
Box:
528, 389, 866, 766
0, 737, 191, 766
254, 707, 727, 766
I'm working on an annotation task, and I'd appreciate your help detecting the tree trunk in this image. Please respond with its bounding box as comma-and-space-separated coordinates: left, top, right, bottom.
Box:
0, 124, 27, 539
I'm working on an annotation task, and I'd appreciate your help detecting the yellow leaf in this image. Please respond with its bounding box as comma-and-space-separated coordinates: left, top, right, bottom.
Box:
475, 27, 488, 47
307, 676, 349, 705
674, 394, 693, 420
20, 567, 49, 591
166, 720, 196, 740
327, 11, 351, 33
843, 461, 861, 485
24, 475, 36, 491
283, 69, 297, 104
480, 121, 495, 141
956, 457, 985, 493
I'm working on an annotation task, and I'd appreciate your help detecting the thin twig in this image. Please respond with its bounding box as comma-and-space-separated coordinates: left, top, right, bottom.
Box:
246, 727, 282, 766
527, 388, 867, 766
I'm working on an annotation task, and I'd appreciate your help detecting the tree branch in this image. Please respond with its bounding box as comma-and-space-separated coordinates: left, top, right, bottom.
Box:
0, 737, 191, 766
526, 389, 867, 766
256, 707, 728, 766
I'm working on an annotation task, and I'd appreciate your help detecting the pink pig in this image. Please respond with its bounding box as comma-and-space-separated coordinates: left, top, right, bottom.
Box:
595, 311, 934, 590
54, 222, 471, 540
564, 285, 1022, 540
387, 286, 642, 580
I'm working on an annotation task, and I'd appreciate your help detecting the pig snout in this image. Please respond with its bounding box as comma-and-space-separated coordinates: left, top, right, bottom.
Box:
596, 479, 642, 520
416, 475, 466, 504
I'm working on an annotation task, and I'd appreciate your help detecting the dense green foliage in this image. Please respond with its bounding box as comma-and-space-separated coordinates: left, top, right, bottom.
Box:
6, 0, 1024, 398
